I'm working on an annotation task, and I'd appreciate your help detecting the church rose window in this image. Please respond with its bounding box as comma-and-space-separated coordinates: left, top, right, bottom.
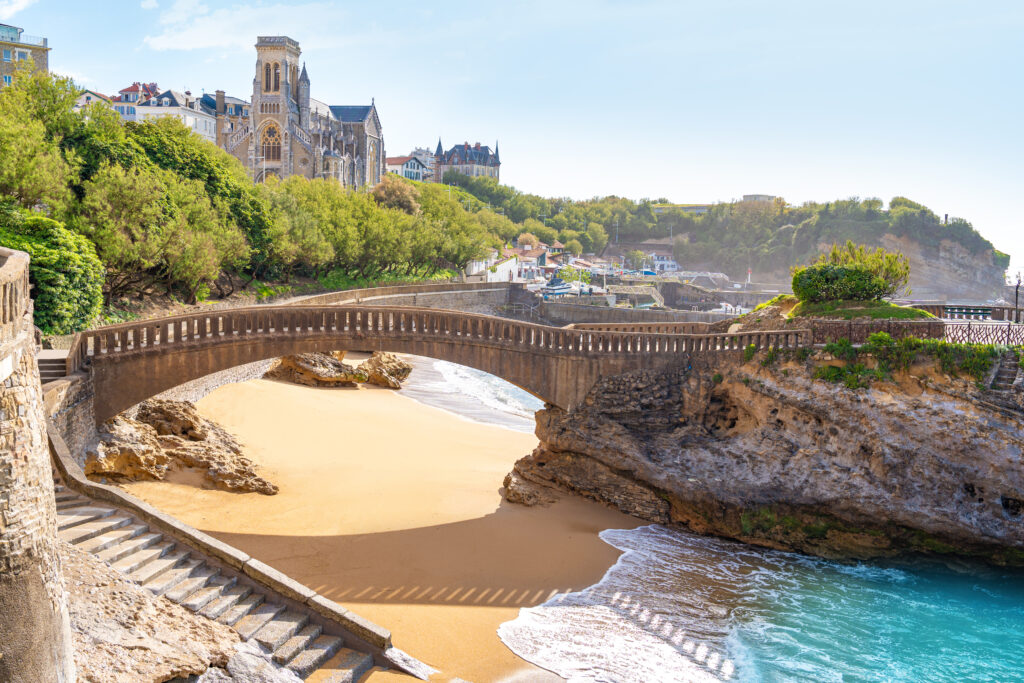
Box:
262, 125, 281, 161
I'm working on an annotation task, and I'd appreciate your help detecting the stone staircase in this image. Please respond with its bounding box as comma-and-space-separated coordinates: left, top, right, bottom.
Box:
990, 352, 1020, 392
54, 483, 374, 681
37, 348, 69, 382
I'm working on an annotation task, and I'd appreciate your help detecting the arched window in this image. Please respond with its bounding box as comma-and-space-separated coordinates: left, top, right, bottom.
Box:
273, 63, 280, 92
264, 63, 271, 92
262, 125, 281, 162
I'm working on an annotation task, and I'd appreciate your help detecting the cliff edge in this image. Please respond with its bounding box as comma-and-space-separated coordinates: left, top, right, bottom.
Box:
506, 352, 1024, 565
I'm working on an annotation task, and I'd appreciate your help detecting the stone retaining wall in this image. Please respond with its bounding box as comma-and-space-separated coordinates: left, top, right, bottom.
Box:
539, 301, 736, 325
0, 246, 75, 682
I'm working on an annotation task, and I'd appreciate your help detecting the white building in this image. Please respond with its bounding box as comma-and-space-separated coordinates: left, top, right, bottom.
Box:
136, 89, 217, 143
385, 155, 427, 181
649, 252, 679, 273
466, 249, 519, 282
409, 147, 438, 181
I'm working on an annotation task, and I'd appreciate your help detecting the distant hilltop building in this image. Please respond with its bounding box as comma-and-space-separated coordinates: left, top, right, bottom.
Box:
0, 22, 49, 89
434, 140, 500, 182
742, 194, 776, 203
211, 35, 384, 188
73, 89, 109, 111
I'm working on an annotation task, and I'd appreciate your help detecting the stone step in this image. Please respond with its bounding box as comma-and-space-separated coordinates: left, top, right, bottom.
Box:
112, 541, 174, 575
54, 490, 80, 502
179, 574, 237, 613
95, 532, 163, 564
76, 523, 148, 555
232, 601, 285, 640
57, 506, 116, 531
55, 497, 92, 511
216, 593, 265, 627
58, 514, 132, 545
287, 638, 358, 680
143, 558, 205, 596
252, 610, 308, 652
164, 566, 221, 604
128, 547, 190, 585
199, 585, 253, 621
272, 624, 322, 665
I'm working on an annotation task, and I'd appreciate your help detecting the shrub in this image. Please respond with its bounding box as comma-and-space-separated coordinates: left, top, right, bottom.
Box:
712, 372, 723, 384
823, 338, 857, 361
813, 241, 911, 298
744, 344, 757, 362
761, 348, 778, 367
0, 210, 103, 334
791, 263, 889, 303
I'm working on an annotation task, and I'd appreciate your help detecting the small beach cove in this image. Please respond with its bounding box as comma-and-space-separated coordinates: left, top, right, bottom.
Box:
119, 359, 641, 682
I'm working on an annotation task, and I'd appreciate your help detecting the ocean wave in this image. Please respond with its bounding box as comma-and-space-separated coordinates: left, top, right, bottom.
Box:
499, 524, 1024, 682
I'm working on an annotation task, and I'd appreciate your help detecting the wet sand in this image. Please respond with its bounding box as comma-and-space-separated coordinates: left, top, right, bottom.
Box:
122, 378, 640, 682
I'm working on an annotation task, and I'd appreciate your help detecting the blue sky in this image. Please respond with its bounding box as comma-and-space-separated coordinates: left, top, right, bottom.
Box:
6, 0, 1023, 272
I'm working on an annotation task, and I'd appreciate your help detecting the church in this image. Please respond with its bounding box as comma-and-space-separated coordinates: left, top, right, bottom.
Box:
212, 36, 384, 188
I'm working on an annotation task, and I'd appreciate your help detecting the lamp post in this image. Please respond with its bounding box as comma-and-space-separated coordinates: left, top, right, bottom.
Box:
1016, 273, 1021, 323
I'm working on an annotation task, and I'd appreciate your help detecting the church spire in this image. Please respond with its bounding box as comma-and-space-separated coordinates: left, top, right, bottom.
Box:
435, 137, 443, 156
494, 140, 499, 162
299, 62, 309, 82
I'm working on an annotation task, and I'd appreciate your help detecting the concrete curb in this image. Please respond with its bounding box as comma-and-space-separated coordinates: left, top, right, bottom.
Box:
46, 417, 431, 678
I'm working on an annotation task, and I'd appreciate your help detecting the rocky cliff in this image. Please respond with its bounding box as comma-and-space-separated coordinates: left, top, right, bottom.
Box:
506, 354, 1024, 565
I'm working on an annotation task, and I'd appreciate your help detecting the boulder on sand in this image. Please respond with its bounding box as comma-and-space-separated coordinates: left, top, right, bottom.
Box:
357, 351, 413, 389
264, 352, 366, 387
86, 399, 278, 495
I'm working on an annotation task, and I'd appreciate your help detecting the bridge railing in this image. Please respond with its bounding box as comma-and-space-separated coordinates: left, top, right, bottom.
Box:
64, 305, 812, 374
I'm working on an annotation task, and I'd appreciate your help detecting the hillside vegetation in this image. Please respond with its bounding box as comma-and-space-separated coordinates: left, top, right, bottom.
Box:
0, 67, 499, 332
445, 173, 1008, 278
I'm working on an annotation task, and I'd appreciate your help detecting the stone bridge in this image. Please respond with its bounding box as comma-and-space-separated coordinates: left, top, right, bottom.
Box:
65, 304, 809, 424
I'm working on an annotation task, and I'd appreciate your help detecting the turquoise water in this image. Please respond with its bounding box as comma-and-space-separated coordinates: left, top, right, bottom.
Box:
397, 357, 1024, 682
500, 525, 1024, 682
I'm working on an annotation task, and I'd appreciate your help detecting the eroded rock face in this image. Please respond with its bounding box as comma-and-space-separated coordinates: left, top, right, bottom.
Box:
507, 357, 1024, 565
86, 400, 278, 495
264, 352, 366, 387
357, 352, 413, 389
64, 541, 239, 682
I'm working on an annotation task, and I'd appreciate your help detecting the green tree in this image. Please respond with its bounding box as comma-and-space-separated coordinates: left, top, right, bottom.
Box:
0, 208, 103, 333
371, 174, 421, 214
624, 249, 646, 270
564, 238, 583, 256
517, 231, 539, 248
813, 240, 910, 298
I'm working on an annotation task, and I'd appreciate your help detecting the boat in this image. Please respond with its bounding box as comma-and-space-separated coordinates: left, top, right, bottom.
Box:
541, 276, 573, 297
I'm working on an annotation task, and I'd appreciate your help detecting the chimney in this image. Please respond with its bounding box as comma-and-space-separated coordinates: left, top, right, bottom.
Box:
215, 89, 225, 115
475, 142, 481, 149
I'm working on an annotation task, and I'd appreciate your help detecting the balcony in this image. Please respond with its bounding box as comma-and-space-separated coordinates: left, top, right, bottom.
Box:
0, 33, 47, 47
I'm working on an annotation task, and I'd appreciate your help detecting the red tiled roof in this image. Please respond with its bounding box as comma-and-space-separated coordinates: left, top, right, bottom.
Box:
386, 155, 415, 165
552, 240, 565, 248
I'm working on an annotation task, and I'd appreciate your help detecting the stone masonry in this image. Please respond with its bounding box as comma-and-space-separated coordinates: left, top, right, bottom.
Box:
0, 247, 74, 681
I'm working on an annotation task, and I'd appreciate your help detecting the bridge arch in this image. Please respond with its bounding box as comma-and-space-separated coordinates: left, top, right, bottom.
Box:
66, 305, 809, 425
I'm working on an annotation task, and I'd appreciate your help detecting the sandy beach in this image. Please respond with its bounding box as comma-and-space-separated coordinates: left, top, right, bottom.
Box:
121, 377, 640, 682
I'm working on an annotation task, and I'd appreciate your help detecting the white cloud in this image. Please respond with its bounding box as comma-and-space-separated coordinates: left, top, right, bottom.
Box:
142, 2, 374, 52
141, 0, 158, 9
0, 0, 37, 21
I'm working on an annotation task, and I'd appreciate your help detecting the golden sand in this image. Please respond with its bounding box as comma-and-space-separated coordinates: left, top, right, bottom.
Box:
122, 378, 640, 682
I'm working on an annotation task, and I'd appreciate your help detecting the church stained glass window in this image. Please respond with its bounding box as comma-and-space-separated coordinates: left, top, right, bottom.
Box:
262, 125, 281, 162
273, 63, 280, 92
264, 63, 271, 92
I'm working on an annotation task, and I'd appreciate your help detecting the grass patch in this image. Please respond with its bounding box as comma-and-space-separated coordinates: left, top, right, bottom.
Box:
789, 299, 934, 320
753, 294, 798, 312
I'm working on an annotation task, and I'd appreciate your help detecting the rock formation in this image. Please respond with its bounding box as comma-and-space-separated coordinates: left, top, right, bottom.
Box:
357, 352, 413, 389
266, 351, 413, 390
86, 400, 278, 495
264, 352, 366, 387
63, 541, 239, 682
507, 354, 1024, 565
